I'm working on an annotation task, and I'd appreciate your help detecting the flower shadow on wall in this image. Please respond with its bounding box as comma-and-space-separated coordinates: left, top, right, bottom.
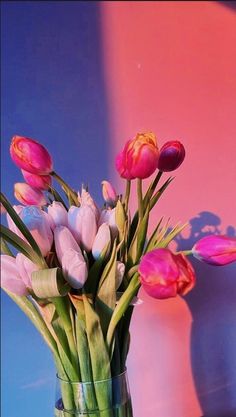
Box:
175, 212, 236, 417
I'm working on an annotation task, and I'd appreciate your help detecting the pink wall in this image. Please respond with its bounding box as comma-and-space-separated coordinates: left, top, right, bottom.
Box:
101, 2, 236, 416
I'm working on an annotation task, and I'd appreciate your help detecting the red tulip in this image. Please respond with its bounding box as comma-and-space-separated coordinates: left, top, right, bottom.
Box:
21, 169, 51, 190
115, 132, 159, 180
138, 248, 195, 299
10, 135, 53, 175
157, 140, 185, 172
192, 235, 236, 266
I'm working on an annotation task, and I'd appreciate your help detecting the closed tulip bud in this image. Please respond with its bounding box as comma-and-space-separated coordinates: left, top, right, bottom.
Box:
115, 132, 159, 180
98, 208, 118, 238
138, 248, 195, 299
48, 202, 68, 229
16, 253, 40, 289
14, 183, 47, 206
101, 181, 117, 206
21, 169, 51, 190
10, 135, 53, 175
54, 226, 81, 264
192, 235, 236, 266
92, 223, 111, 259
78, 188, 100, 221
1, 255, 28, 296
62, 248, 88, 289
68, 205, 97, 252
157, 140, 185, 172
115, 262, 125, 290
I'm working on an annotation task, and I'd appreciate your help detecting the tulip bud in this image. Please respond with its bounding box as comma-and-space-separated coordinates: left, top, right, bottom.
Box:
157, 140, 185, 172
78, 188, 100, 221
68, 205, 97, 252
1, 255, 28, 296
192, 235, 236, 266
21, 169, 51, 190
115, 262, 125, 290
101, 181, 117, 206
14, 183, 47, 206
62, 248, 88, 289
16, 253, 40, 289
54, 226, 82, 264
138, 248, 195, 299
10, 135, 53, 175
48, 202, 68, 229
98, 208, 118, 238
92, 223, 111, 259
115, 132, 159, 180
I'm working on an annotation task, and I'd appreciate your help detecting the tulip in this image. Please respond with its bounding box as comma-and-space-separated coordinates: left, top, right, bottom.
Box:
14, 183, 47, 206
1, 203, 7, 214
16, 253, 40, 289
138, 248, 195, 299
6, 205, 25, 239
115, 262, 125, 290
62, 248, 88, 289
10, 135, 53, 175
48, 202, 68, 229
101, 181, 117, 206
1, 255, 28, 296
115, 132, 159, 180
98, 208, 118, 238
78, 188, 100, 221
54, 226, 82, 264
21, 169, 51, 190
192, 235, 236, 266
68, 205, 97, 252
92, 223, 111, 259
157, 140, 185, 172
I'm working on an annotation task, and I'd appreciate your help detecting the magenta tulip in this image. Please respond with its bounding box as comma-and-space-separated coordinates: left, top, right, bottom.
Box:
157, 140, 185, 172
21, 169, 51, 190
10, 135, 53, 175
101, 181, 117, 206
68, 205, 97, 252
14, 183, 47, 206
61, 248, 88, 289
138, 248, 195, 299
192, 235, 236, 266
115, 132, 159, 180
16, 253, 40, 289
48, 202, 68, 229
54, 226, 82, 264
1, 255, 28, 296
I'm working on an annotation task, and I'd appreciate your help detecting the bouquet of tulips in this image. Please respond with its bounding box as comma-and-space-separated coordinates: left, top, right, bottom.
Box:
1, 133, 236, 417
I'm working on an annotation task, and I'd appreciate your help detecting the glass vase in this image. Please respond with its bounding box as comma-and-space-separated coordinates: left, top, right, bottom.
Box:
54, 370, 133, 417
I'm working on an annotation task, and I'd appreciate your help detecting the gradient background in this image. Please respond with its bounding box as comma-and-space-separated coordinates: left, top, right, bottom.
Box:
1, 2, 236, 417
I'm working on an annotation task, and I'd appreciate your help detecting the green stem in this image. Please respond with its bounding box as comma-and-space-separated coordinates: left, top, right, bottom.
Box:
178, 249, 192, 256
137, 179, 143, 222
51, 171, 78, 206
124, 180, 131, 213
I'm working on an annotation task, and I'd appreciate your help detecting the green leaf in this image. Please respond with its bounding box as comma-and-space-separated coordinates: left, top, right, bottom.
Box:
156, 222, 189, 249
0, 193, 45, 262
127, 205, 149, 267
31, 268, 70, 298
149, 177, 174, 210
1, 224, 45, 266
145, 217, 164, 253
0, 238, 14, 256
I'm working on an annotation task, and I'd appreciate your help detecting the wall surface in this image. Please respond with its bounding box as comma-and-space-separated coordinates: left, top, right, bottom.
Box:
1, 2, 236, 417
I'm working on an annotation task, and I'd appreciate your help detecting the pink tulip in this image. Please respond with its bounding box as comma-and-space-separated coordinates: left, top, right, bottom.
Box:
157, 140, 185, 172
98, 208, 118, 238
115, 132, 159, 180
68, 205, 97, 252
1, 255, 28, 296
10, 135, 53, 175
138, 248, 195, 299
16, 253, 40, 289
92, 223, 111, 259
78, 188, 100, 221
54, 226, 81, 264
14, 183, 47, 206
48, 202, 68, 229
101, 181, 117, 206
192, 235, 236, 266
62, 248, 88, 289
7, 206, 53, 257
21, 169, 51, 190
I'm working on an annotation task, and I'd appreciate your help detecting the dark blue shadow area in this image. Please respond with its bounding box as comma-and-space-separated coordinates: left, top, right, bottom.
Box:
218, 1, 236, 10
176, 213, 236, 417
1, 2, 110, 417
